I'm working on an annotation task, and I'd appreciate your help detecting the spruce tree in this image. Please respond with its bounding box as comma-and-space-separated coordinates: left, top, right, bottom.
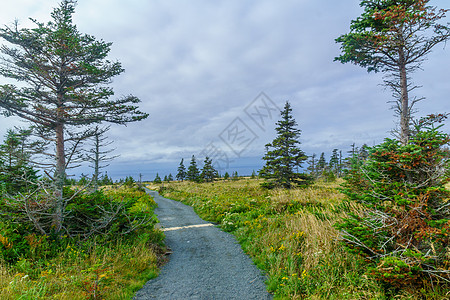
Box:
306, 153, 318, 179
335, 0, 450, 144
186, 155, 200, 182
201, 156, 217, 182
0, 129, 38, 194
348, 143, 358, 160
168, 173, 173, 182
359, 144, 369, 161
124, 176, 135, 187
153, 173, 162, 184
259, 101, 310, 189
176, 158, 186, 181
100, 172, 113, 186
317, 152, 326, 174
0, 0, 148, 234
78, 173, 89, 186
329, 149, 340, 176
345, 143, 360, 170
338, 115, 450, 288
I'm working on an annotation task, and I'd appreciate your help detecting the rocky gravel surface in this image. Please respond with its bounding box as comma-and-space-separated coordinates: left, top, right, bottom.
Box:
133, 189, 272, 300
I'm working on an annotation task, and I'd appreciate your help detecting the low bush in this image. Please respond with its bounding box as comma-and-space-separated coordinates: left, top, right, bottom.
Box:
338, 115, 450, 295
0, 185, 159, 262
0, 185, 164, 299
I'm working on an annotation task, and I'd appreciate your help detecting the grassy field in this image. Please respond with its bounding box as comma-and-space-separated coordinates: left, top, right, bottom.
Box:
155, 179, 448, 300
0, 186, 165, 299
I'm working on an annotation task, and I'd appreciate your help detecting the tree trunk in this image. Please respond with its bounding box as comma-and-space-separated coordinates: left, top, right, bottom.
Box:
94, 134, 100, 191
399, 47, 410, 145
53, 111, 66, 234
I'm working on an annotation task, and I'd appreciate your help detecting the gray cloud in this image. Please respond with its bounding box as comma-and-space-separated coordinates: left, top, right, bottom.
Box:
0, 0, 449, 178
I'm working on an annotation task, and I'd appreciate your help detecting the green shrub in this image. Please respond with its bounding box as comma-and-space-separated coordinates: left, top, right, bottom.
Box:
338, 114, 450, 291
0, 220, 68, 264
0, 186, 158, 263
124, 176, 136, 186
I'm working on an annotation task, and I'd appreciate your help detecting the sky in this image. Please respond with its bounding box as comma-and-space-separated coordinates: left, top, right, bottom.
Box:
0, 0, 449, 180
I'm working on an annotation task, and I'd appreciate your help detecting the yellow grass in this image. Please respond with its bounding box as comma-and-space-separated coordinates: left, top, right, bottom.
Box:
0, 186, 163, 299
0, 237, 160, 299
156, 179, 385, 299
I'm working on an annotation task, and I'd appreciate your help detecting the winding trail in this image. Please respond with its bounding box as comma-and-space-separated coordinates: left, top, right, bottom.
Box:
133, 189, 272, 300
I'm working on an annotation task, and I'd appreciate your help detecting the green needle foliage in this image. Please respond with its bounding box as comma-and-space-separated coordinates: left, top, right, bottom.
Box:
201, 156, 218, 182
338, 114, 450, 292
0, 129, 39, 194
335, 0, 450, 144
153, 173, 162, 184
0, 0, 148, 235
260, 101, 311, 189
186, 155, 200, 182
176, 158, 186, 181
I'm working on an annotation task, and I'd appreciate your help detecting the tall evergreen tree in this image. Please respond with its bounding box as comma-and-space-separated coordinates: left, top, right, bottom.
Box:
317, 152, 327, 174
176, 158, 186, 181
335, 0, 450, 144
348, 143, 358, 158
0, 0, 148, 234
201, 156, 217, 182
186, 155, 200, 182
259, 101, 310, 189
329, 149, 340, 176
339, 115, 450, 287
124, 176, 135, 186
0, 129, 38, 194
78, 173, 89, 186
99, 171, 113, 186
306, 153, 318, 178
345, 143, 370, 172
345, 143, 360, 170
359, 144, 370, 161
153, 173, 162, 184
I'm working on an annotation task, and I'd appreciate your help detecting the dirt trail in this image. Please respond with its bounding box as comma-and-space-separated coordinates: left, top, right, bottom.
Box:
133, 189, 272, 300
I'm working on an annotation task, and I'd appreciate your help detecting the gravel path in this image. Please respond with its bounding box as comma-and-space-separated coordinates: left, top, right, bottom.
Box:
133, 189, 272, 300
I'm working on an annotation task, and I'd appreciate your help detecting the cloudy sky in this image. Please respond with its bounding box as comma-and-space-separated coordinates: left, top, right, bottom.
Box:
0, 0, 449, 180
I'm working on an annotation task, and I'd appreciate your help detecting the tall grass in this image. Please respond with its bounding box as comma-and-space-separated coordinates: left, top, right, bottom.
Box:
158, 179, 436, 299
0, 235, 162, 299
